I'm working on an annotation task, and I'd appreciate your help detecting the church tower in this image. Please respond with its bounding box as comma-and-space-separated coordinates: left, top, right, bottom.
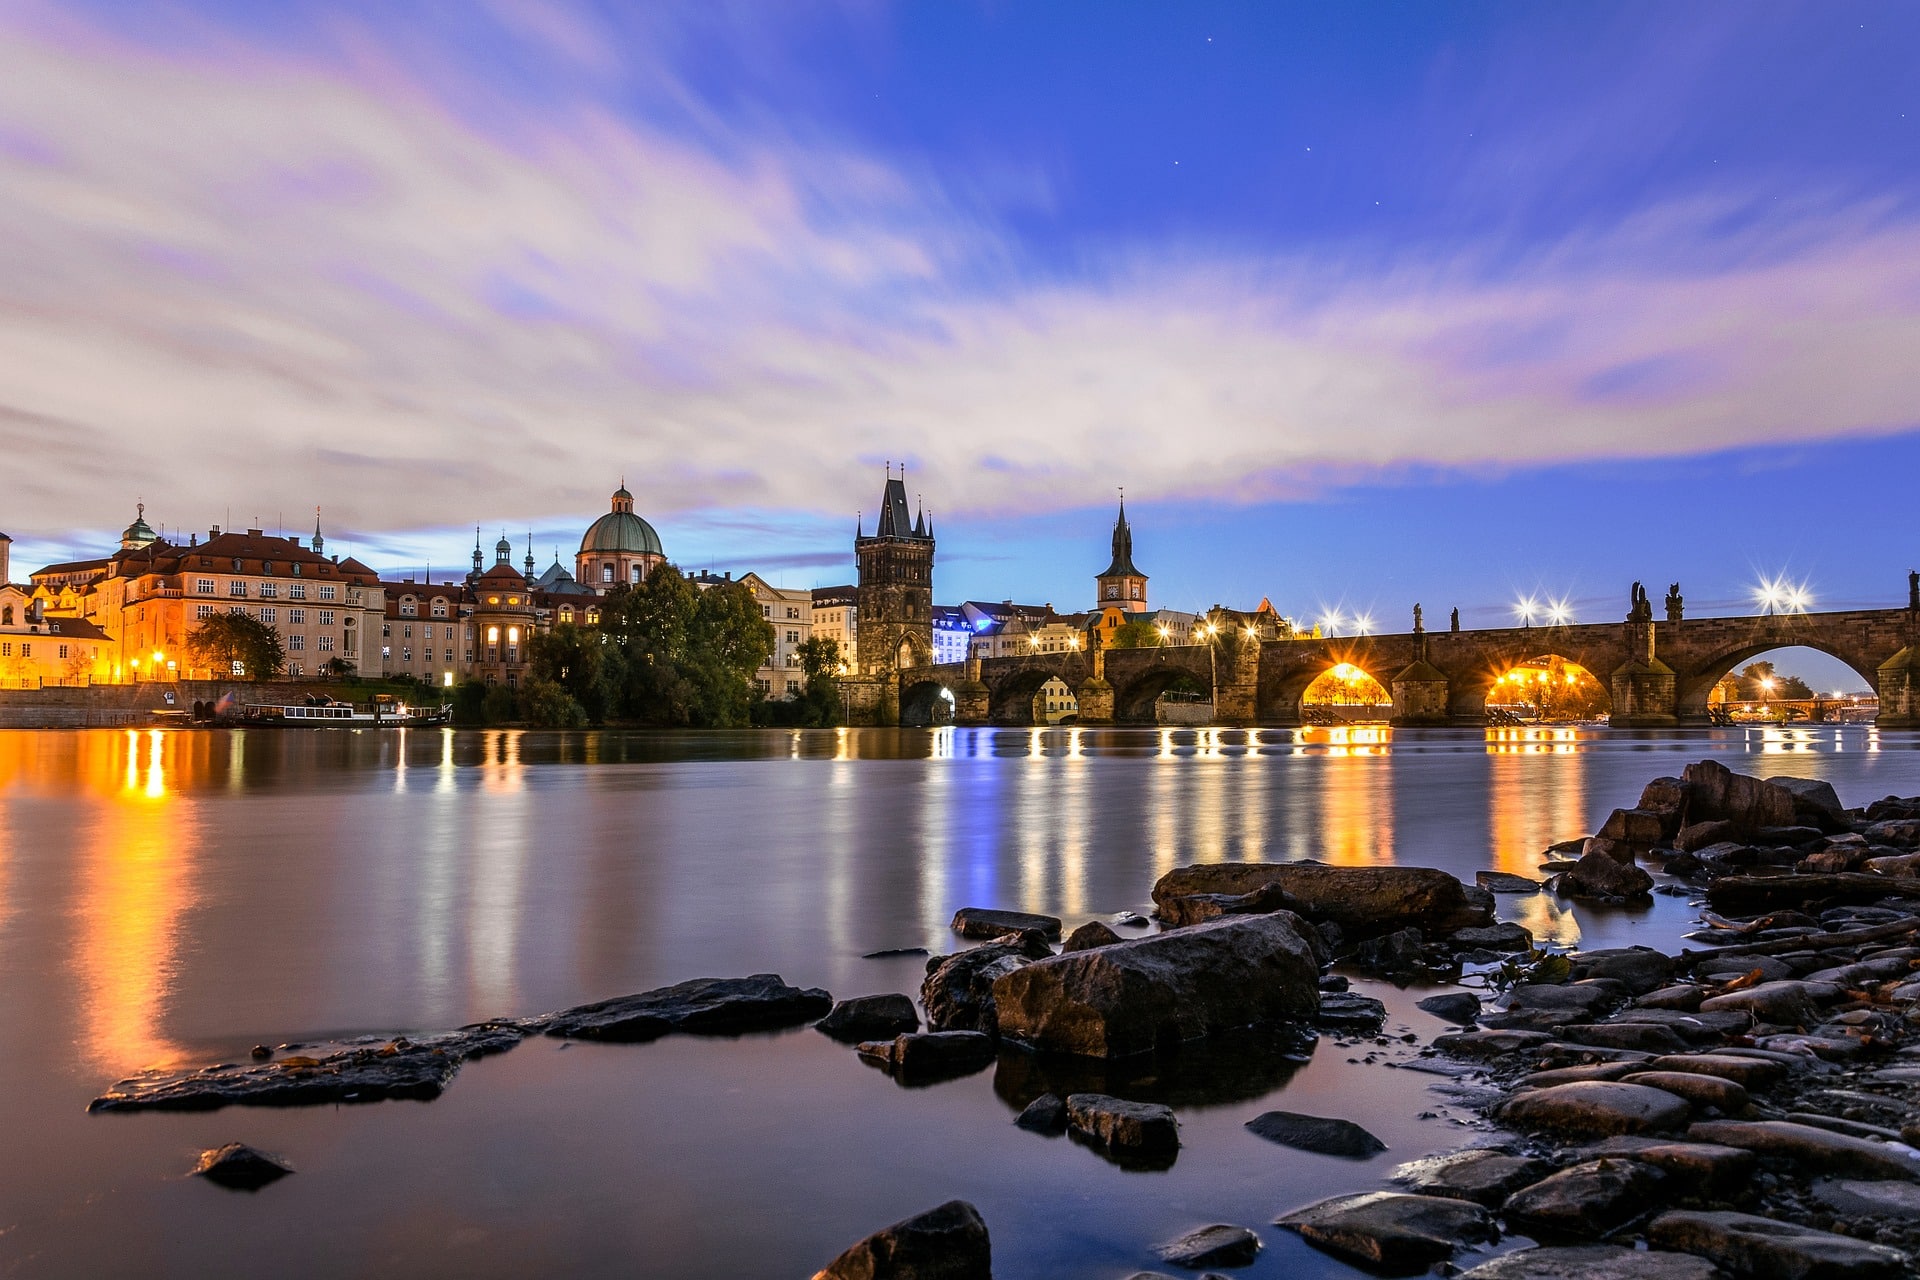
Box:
1095, 493, 1148, 612
855, 467, 935, 675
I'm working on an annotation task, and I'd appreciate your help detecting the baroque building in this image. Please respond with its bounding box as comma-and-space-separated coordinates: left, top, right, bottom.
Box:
854, 471, 934, 675
576, 484, 666, 591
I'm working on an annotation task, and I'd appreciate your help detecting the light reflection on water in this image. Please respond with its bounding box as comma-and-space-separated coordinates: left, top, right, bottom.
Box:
1, 724, 1917, 1278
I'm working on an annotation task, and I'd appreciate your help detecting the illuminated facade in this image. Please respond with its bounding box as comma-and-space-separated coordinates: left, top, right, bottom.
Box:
0, 585, 111, 687
576, 484, 666, 592
854, 472, 934, 674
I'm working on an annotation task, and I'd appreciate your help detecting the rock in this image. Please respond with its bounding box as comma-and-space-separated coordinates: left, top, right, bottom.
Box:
1433, 1029, 1552, 1059
1157, 882, 1302, 928
1476, 871, 1541, 894
812, 1199, 992, 1280
1696, 954, 1799, 984
862, 946, 930, 959
951, 907, 1061, 940
1458, 1245, 1720, 1280
1640, 775, 1692, 824
922, 933, 1051, 1032
1245, 1110, 1387, 1158
1608, 1008, 1751, 1042
1449, 923, 1533, 951
91, 1022, 530, 1112
1315, 991, 1388, 1033
817, 994, 920, 1043
1755, 825, 1824, 848
1699, 981, 1831, 1026
1503, 1157, 1666, 1235
1584, 835, 1640, 865
1768, 776, 1847, 826
992, 913, 1320, 1059
1014, 1092, 1066, 1133
857, 1031, 996, 1083
1391, 1149, 1550, 1205
1811, 1178, 1920, 1216
1862, 851, 1920, 878
1276, 1192, 1491, 1272
1685, 1120, 1920, 1180
192, 1143, 293, 1190
1351, 927, 1429, 973
1114, 911, 1151, 928
544, 975, 832, 1041
1508, 980, 1619, 1019
1707, 873, 1920, 916
1643, 1054, 1788, 1089
1497, 1081, 1692, 1137
1417, 992, 1482, 1025
1062, 920, 1123, 952
1065, 1093, 1179, 1159
1151, 862, 1493, 937
1681, 761, 1800, 834
1153, 1223, 1261, 1268
1559, 849, 1655, 899
1556, 1023, 1691, 1054
1676, 820, 1742, 852
1619, 1070, 1750, 1112
1601, 807, 1670, 847
1638, 984, 1707, 1011
1571, 947, 1675, 994
1521, 1061, 1642, 1087
1865, 819, 1920, 848
1596, 1140, 1758, 1197
1649, 1209, 1909, 1280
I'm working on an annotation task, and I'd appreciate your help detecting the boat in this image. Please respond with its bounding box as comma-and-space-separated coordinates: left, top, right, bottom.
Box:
233, 693, 452, 727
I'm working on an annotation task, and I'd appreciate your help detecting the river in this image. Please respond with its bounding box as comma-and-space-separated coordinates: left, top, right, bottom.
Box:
1, 724, 1916, 1277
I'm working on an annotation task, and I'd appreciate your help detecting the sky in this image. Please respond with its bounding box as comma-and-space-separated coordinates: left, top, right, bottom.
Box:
3, 1, 1918, 686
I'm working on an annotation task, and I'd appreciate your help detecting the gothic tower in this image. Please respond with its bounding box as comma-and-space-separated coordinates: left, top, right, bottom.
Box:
1095, 493, 1148, 612
855, 469, 935, 675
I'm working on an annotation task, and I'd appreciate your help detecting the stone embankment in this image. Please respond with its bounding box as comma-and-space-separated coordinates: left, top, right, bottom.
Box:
89, 759, 1920, 1278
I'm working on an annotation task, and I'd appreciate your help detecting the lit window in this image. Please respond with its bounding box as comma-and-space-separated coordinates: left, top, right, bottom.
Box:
487, 626, 500, 644
506, 626, 520, 644
196, 578, 214, 594
195, 604, 213, 619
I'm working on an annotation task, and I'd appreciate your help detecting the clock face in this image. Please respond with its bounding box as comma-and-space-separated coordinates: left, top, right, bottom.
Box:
1106, 584, 1119, 598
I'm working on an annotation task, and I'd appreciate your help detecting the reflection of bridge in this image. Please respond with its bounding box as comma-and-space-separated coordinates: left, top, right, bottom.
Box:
889, 599, 1920, 728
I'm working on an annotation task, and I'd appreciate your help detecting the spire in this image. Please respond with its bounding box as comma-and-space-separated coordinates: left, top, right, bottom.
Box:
914, 493, 926, 538
472, 526, 483, 574
856, 511, 863, 539
1098, 488, 1145, 581
524, 529, 535, 578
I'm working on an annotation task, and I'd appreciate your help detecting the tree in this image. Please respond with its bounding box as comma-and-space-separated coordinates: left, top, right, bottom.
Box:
1737, 662, 1814, 702
527, 622, 612, 723
325, 656, 355, 678
794, 635, 844, 726
187, 612, 285, 680
520, 677, 587, 727
1106, 619, 1161, 649
596, 567, 774, 726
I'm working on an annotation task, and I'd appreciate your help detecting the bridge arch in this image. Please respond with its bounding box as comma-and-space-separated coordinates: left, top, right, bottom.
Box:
1298, 662, 1392, 724
1677, 641, 1881, 723
1111, 665, 1211, 724
1475, 653, 1612, 723
899, 677, 955, 727
985, 666, 1086, 725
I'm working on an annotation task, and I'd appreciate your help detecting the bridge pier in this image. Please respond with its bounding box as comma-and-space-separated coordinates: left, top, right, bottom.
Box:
1881, 645, 1920, 729
1388, 660, 1450, 726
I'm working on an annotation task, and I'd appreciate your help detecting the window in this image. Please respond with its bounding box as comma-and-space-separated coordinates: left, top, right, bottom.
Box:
318, 585, 336, 601
400, 599, 416, 617
382, 646, 391, 660
229, 605, 247, 616
318, 635, 334, 651
318, 610, 334, 626
262, 561, 274, 575
258, 582, 277, 598
196, 578, 214, 594
288, 635, 304, 651
289, 583, 306, 600
289, 662, 303, 676
19, 643, 28, 658
445, 648, 454, 663
231, 558, 243, 572
228, 580, 248, 597
259, 608, 276, 623
403, 624, 412, 639
402, 647, 411, 662
58, 644, 69, 659
290, 563, 302, 577
761, 605, 771, 618
786, 629, 799, 643
787, 606, 799, 619
423, 624, 433, 639
0, 643, 9, 657
196, 604, 214, 619
431, 598, 447, 618
289, 608, 304, 624
602, 564, 613, 583
486, 626, 499, 644
631, 564, 642, 583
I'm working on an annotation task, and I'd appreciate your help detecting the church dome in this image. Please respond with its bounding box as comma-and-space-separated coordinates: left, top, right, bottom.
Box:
120, 503, 158, 550
579, 486, 664, 557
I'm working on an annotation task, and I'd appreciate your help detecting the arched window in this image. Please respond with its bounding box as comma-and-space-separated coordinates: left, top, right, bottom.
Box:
1, 606, 11, 625
631, 563, 642, 583
602, 563, 614, 583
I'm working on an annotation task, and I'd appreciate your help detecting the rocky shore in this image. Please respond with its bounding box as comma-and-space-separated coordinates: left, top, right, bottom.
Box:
88, 759, 1920, 1279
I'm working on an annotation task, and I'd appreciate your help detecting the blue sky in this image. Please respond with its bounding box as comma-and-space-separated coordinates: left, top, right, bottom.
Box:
3, 2, 1917, 684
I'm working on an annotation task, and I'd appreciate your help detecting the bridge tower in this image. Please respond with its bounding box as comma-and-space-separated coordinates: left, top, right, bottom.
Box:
847, 468, 934, 723
1095, 493, 1148, 613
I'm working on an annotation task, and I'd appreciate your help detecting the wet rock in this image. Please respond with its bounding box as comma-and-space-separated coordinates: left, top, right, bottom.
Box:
192, 1143, 293, 1190
1246, 1110, 1387, 1159
1449, 923, 1534, 952
1556, 1022, 1691, 1054
862, 946, 930, 959
813, 1199, 992, 1280
1695, 954, 1798, 984
922, 933, 1052, 1032
1391, 1148, 1549, 1205
992, 913, 1320, 1059
1151, 862, 1493, 937
1417, 992, 1482, 1025
1768, 776, 1847, 826
1649, 1209, 1909, 1280
1013, 1092, 1066, 1133
1810, 1178, 1920, 1216
1571, 947, 1675, 994
1476, 871, 1541, 894
1351, 927, 1429, 973
1062, 920, 1123, 952
1861, 851, 1920, 878
1590, 1139, 1757, 1197
856, 1032, 996, 1084
91, 1022, 530, 1112
1643, 1053, 1790, 1089
1275, 1191, 1491, 1273
1606, 1007, 1751, 1043
1675, 819, 1741, 852
1508, 980, 1619, 1019
1601, 807, 1670, 847
1432, 1028, 1552, 1059
1065, 1093, 1179, 1160
1681, 761, 1800, 834
1457, 1244, 1719, 1280
817, 994, 920, 1043
951, 907, 1061, 940
1619, 1070, 1750, 1112
1585, 835, 1641, 866
1698, 980, 1832, 1026
1520, 1061, 1642, 1087
1638, 984, 1707, 1011
1497, 1081, 1692, 1137
1685, 1120, 1920, 1180
1315, 991, 1388, 1033
1503, 1157, 1666, 1235
1707, 873, 1920, 916
1558, 850, 1655, 900
545, 975, 832, 1041
1864, 819, 1920, 848
1157, 882, 1302, 928
1153, 1223, 1261, 1268
1114, 911, 1151, 928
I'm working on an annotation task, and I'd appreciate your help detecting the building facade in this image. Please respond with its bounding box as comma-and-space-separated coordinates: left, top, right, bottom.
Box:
811, 585, 858, 673
576, 485, 666, 591
0, 586, 111, 687
740, 572, 813, 699
854, 472, 934, 674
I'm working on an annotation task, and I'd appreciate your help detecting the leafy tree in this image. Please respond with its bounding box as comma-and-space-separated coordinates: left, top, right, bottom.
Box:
451, 680, 489, 726
1736, 661, 1814, 701
187, 612, 285, 680
1106, 619, 1161, 649
520, 676, 587, 727
481, 682, 521, 725
325, 656, 355, 678
528, 622, 613, 723
596, 567, 774, 726
794, 635, 844, 726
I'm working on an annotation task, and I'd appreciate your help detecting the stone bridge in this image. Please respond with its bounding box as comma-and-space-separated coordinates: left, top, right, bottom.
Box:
885, 598, 1920, 728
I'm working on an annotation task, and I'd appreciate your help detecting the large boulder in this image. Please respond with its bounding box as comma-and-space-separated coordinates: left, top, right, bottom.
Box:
992, 912, 1320, 1058
1458, 1245, 1719, 1280
1157, 881, 1302, 928
1277, 1192, 1492, 1272
1392, 1149, 1550, 1205
813, 1200, 992, 1280
1503, 1157, 1667, 1235
1065, 1093, 1179, 1160
1681, 761, 1800, 834
1685, 1120, 1920, 1180
817, 995, 920, 1043
544, 975, 832, 1041
1648, 1210, 1909, 1280
1766, 776, 1849, 828
1557, 850, 1654, 900
1497, 1082, 1692, 1137
1151, 862, 1492, 936
1245, 1110, 1387, 1158
921, 933, 1052, 1033
952, 907, 1061, 940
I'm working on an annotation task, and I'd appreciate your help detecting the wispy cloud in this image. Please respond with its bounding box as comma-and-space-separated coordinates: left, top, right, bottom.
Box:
2, 3, 1917, 561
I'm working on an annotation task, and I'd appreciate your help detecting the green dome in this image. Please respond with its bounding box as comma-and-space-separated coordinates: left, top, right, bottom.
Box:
580, 509, 663, 557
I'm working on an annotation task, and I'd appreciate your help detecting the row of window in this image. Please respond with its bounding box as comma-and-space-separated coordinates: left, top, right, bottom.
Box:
395, 599, 451, 618
200, 578, 338, 601
195, 605, 336, 626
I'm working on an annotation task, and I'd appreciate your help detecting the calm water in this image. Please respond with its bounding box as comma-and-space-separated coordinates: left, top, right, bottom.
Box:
2, 724, 1917, 1278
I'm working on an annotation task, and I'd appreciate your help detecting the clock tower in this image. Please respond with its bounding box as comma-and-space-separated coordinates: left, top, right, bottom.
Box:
1094, 494, 1147, 613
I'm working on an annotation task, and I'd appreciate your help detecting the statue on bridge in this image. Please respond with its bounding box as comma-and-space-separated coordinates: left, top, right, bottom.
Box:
1413, 603, 1424, 634
1450, 607, 1460, 633
1628, 582, 1653, 624
1910, 569, 1918, 611
1665, 582, 1684, 623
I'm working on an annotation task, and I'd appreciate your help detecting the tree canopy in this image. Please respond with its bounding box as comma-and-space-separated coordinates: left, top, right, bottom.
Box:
1105, 619, 1161, 649
186, 611, 284, 680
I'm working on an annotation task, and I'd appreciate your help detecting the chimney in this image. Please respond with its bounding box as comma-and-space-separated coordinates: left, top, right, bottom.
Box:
189, 533, 197, 547
210, 525, 221, 538
0, 530, 10, 585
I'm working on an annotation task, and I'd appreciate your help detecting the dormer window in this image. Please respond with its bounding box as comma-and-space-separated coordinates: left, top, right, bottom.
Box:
262, 561, 274, 575
231, 558, 243, 572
